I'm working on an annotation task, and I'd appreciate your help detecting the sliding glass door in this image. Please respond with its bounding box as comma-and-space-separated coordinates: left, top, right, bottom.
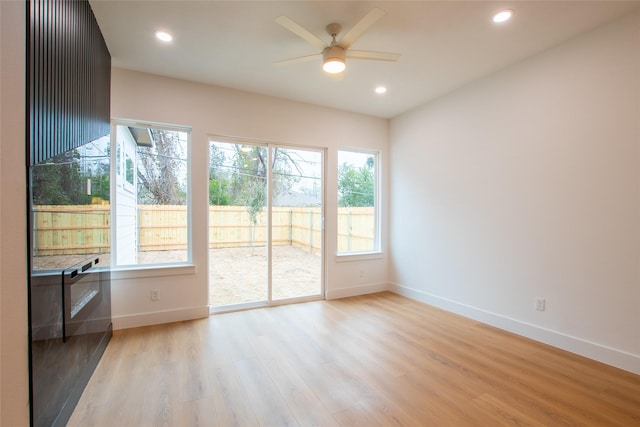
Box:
209, 140, 324, 309
271, 147, 323, 301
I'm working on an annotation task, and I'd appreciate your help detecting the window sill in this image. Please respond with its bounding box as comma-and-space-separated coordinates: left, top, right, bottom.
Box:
111, 264, 196, 280
335, 252, 385, 263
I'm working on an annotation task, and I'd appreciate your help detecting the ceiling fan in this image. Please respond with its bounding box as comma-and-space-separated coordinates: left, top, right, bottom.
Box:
274, 8, 400, 74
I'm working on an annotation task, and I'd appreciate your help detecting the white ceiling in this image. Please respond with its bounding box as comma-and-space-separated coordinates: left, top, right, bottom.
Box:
90, 1, 640, 119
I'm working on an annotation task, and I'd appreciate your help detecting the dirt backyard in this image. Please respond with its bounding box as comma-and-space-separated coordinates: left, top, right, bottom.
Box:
209, 245, 321, 306
32, 245, 322, 307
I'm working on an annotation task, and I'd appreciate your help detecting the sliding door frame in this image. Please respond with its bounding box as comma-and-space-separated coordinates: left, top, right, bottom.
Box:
209, 135, 326, 314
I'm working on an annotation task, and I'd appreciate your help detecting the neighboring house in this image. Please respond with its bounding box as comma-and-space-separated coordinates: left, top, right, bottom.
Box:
114, 125, 146, 265
273, 190, 321, 207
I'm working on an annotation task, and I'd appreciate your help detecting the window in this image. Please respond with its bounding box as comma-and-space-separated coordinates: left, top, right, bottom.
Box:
337, 149, 379, 254
113, 123, 191, 267
124, 154, 134, 186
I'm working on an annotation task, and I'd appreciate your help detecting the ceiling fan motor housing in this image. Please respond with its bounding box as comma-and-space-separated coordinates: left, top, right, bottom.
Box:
322, 45, 346, 63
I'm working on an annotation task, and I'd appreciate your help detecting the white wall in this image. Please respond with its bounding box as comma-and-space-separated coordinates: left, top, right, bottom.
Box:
0, 1, 30, 425
110, 68, 389, 328
390, 12, 640, 374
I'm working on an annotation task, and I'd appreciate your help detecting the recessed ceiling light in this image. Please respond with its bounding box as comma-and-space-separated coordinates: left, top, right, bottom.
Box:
492, 9, 513, 23
155, 31, 173, 42
375, 86, 387, 94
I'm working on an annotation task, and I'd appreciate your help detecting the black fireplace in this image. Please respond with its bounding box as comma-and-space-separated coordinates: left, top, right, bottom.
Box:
63, 255, 108, 342
29, 135, 112, 427
30, 263, 111, 427
27, 1, 111, 424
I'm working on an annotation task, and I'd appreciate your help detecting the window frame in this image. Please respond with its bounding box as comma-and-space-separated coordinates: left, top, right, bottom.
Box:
336, 147, 381, 258
111, 119, 193, 271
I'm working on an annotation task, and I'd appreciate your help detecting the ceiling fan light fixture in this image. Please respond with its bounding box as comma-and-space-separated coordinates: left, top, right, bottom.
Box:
322, 46, 346, 74
323, 59, 345, 74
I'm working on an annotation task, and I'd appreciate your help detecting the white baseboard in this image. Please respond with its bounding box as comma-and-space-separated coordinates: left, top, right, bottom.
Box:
326, 282, 390, 300
389, 282, 640, 375
112, 305, 210, 330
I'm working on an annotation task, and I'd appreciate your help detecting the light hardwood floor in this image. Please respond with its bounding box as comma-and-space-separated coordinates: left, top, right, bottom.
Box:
68, 292, 640, 426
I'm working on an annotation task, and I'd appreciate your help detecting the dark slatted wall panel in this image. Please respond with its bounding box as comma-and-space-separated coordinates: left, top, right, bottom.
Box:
28, 0, 111, 166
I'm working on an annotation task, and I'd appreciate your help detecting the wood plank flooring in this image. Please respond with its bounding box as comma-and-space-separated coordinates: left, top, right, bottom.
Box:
68, 292, 640, 426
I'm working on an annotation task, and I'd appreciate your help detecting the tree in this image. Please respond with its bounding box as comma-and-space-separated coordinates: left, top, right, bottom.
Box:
31, 140, 111, 205
207, 143, 304, 247
136, 129, 187, 205
208, 142, 305, 221
84, 143, 111, 202
209, 143, 230, 205
85, 162, 111, 202
229, 145, 268, 225
32, 150, 87, 205
338, 156, 374, 207
271, 147, 303, 198
231, 146, 303, 216
209, 179, 230, 205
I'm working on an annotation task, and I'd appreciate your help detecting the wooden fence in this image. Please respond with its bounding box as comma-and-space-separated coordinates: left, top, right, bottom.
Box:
32, 205, 374, 256
32, 205, 110, 256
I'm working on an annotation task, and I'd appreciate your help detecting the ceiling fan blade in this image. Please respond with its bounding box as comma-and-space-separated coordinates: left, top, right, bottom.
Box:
275, 16, 328, 50
346, 50, 400, 62
273, 53, 322, 67
338, 8, 386, 49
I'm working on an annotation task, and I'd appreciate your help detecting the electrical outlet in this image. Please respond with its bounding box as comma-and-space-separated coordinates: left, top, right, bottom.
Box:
151, 289, 159, 301
535, 297, 545, 311
359, 269, 364, 278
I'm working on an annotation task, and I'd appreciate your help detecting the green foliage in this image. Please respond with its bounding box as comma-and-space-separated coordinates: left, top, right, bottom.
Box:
32, 156, 87, 205
208, 143, 302, 222
338, 157, 374, 207
86, 169, 110, 201
239, 177, 266, 224
209, 179, 230, 205
230, 145, 268, 223
31, 146, 110, 205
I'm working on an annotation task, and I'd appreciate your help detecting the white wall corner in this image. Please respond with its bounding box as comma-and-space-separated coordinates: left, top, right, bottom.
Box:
112, 305, 210, 330
326, 282, 390, 300
0, 1, 30, 425
389, 282, 640, 376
